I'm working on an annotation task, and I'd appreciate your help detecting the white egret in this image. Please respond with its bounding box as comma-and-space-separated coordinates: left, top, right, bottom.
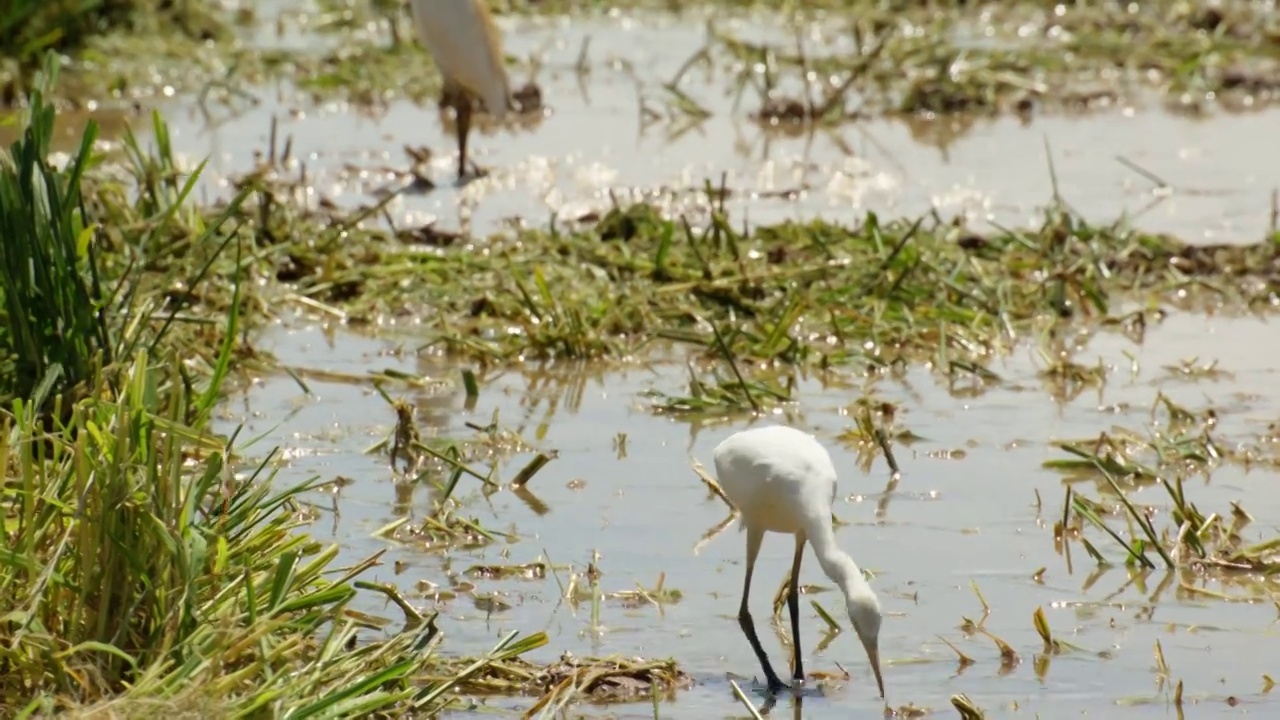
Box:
712, 424, 886, 698
408, 0, 511, 180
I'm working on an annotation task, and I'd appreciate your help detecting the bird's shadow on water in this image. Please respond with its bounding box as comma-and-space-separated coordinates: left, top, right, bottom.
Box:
726, 676, 828, 717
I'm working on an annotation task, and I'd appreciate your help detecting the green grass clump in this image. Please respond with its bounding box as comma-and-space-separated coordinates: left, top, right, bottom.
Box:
245, 191, 1280, 369
0, 56, 244, 415
0, 69, 106, 406
1, 351, 547, 716
0, 54, 548, 717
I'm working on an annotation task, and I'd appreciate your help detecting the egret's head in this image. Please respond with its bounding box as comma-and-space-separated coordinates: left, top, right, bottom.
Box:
847, 592, 886, 699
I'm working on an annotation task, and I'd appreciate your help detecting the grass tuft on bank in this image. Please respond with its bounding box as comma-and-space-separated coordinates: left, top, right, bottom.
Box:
0, 54, 548, 718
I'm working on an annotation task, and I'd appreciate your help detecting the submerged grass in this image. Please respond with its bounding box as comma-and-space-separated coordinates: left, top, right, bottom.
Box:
708, 0, 1280, 118
1047, 391, 1280, 595
37, 84, 1274, 417
6, 0, 1278, 122
415, 651, 694, 711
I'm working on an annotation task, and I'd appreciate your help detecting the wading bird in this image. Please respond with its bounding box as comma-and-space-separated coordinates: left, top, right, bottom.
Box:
409, 0, 511, 180
712, 424, 886, 698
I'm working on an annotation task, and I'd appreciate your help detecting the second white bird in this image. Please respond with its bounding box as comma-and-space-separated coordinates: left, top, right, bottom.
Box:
409, 0, 511, 180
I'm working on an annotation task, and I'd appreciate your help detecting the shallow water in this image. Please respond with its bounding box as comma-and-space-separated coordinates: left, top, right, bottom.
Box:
129, 10, 1279, 246
57, 3, 1280, 717
15, 10, 1275, 245
213, 309, 1280, 718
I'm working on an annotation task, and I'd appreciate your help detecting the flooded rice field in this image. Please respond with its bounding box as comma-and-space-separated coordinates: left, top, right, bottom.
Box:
127, 4, 1280, 718
218, 313, 1280, 718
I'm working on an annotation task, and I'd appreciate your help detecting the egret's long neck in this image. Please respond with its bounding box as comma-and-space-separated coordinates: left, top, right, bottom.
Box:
804, 514, 872, 601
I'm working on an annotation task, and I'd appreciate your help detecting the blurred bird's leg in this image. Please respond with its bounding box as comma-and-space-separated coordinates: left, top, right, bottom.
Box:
439, 80, 478, 181
452, 87, 473, 180
455, 101, 476, 180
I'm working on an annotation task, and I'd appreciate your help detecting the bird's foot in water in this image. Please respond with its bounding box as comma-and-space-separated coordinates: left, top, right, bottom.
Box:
456, 161, 491, 185
790, 676, 823, 698
764, 677, 790, 695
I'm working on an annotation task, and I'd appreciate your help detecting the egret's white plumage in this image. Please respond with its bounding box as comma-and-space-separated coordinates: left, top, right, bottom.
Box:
409, 0, 511, 178
713, 424, 886, 698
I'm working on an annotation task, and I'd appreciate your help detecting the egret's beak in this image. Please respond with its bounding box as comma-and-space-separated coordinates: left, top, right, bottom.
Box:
861, 639, 886, 699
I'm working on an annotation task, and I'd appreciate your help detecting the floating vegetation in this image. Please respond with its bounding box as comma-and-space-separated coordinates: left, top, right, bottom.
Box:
258, 163, 1280, 386
427, 651, 694, 709
117, 129, 1280, 416
363, 399, 566, 552
950, 693, 987, 720
706, 1, 1280, 119
1042, 391, 1273, 486
646, 323, 797, 416
646, 362, 795, 417
937, 582, 1102, 678
563, 565, 684, 609
1047, 396, 1280, 594
836, 397, 923, 475
376, 509, 512, 552
467, 562, 549, 581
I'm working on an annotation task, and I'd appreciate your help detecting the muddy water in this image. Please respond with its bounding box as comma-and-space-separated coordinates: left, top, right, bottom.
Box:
145, 6, 1280, 719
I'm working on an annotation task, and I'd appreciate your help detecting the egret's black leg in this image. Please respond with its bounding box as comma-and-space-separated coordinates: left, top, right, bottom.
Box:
788, 533, 807, 684
740, 527, 787, 694
454, 92, 472, 181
